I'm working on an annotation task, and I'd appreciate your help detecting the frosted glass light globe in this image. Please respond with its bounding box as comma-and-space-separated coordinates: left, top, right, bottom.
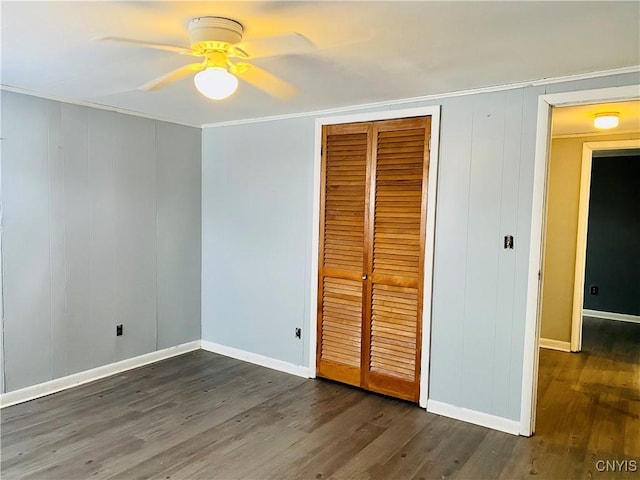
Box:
194, 67, 238, 100
593, 113, 619, 129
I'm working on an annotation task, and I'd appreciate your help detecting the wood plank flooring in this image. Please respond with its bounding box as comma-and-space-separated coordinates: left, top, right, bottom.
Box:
2, 316, 638, 479
533, 316, 640, 479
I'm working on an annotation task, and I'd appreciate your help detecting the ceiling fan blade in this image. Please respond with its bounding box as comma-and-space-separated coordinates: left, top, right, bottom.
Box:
139, 63, 204, 91
231, 63, 296, 99
101, 36, 198, 56
228, 33, 314, 59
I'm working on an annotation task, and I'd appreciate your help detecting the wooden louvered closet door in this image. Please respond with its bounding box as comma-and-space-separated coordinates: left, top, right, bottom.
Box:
364, 117, 430, 401
317, 123, 371, 387
317, 117, 431, 402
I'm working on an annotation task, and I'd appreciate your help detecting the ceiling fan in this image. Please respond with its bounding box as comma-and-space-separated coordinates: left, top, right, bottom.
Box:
102, 16, 314, 100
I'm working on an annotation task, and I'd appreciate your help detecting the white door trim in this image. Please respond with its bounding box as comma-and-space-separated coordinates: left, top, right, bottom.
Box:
308, 105, 441, 408
520, 84, 640, 436
571, 140, 640, 352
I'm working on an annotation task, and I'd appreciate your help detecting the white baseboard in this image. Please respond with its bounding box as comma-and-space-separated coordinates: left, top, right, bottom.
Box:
200, 340, 310, 379
0, 340, 201, 408
583, 309, 640, 324
539, 338, 571, 352
426, 399, 520, 436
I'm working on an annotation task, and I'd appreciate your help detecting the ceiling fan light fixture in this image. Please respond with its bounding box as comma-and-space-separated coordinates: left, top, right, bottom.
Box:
593, 112, 619, 129
194, 67, 238, 100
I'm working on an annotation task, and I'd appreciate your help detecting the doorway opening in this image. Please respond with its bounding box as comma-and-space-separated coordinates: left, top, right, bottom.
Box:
570, 144, 640, 351
535, 102, 640, 441
521, 85, 640, 437
540, 135, 640, 354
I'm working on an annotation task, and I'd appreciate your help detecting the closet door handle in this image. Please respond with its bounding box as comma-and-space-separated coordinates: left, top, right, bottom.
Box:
362, 274, 368, 280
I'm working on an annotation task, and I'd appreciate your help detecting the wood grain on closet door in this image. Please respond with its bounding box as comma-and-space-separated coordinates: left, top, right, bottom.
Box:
317, 123, 372, 386
364, 117, 430, 402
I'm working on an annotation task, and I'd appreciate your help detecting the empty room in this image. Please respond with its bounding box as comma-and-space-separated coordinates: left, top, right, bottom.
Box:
1, 2, 639, 479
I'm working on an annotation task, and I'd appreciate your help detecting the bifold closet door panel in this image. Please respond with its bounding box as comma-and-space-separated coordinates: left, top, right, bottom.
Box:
364, 117, 430, 402
317, 123, 372, 387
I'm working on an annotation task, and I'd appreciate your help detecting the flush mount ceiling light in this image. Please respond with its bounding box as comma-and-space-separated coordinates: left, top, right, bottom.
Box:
101, 16, 314, 100
593, 112, 619, 129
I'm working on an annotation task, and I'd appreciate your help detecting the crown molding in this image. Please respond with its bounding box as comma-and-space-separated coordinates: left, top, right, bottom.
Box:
0, 85, 201, 129
3, 65, 638, 129
529, 65, 639, 87
202, 65, 640, 128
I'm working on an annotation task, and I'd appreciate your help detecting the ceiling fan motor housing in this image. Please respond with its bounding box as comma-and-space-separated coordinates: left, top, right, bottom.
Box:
188, 16, 244, 52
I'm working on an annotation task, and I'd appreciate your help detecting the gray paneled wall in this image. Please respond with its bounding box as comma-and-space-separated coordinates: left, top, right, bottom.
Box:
156, 122, 202, 349
201, 90, 535, 420
1, 91, 201, 392
202, 118, 315, 365
201, 72, 639, 422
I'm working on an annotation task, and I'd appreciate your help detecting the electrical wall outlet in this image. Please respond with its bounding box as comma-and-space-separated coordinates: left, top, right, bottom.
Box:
590, 285, 599, 296
295, 328, 301, 339
116, 324, 123, 336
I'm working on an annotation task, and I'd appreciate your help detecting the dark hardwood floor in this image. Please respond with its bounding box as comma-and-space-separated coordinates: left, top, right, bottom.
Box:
1, 316, 638, 479
533, 316, 640, 479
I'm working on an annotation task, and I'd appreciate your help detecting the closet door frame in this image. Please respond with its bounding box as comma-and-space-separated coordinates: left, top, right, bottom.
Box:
309, 105, 441, 408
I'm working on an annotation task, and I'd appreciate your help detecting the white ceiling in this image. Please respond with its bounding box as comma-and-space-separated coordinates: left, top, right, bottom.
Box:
2, 1, 639, 126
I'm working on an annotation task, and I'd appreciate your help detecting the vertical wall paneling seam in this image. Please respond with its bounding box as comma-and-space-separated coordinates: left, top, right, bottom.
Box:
0, 221, 4, 393
0, 106, 3, 392
459, 98, 476, 403
88, 108, 94, 368
302, 137, 311, 368
490, 94, 508, 414
0, 134, 3, 391
47, 102, 54, 381
507, 89, 525, 418
154, 121, 159, 352
0, 174, 5, 391
199, 127, 204, 345
112, 115, 117, 357
61, 106, 69, 377
303, 129, 315, 368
